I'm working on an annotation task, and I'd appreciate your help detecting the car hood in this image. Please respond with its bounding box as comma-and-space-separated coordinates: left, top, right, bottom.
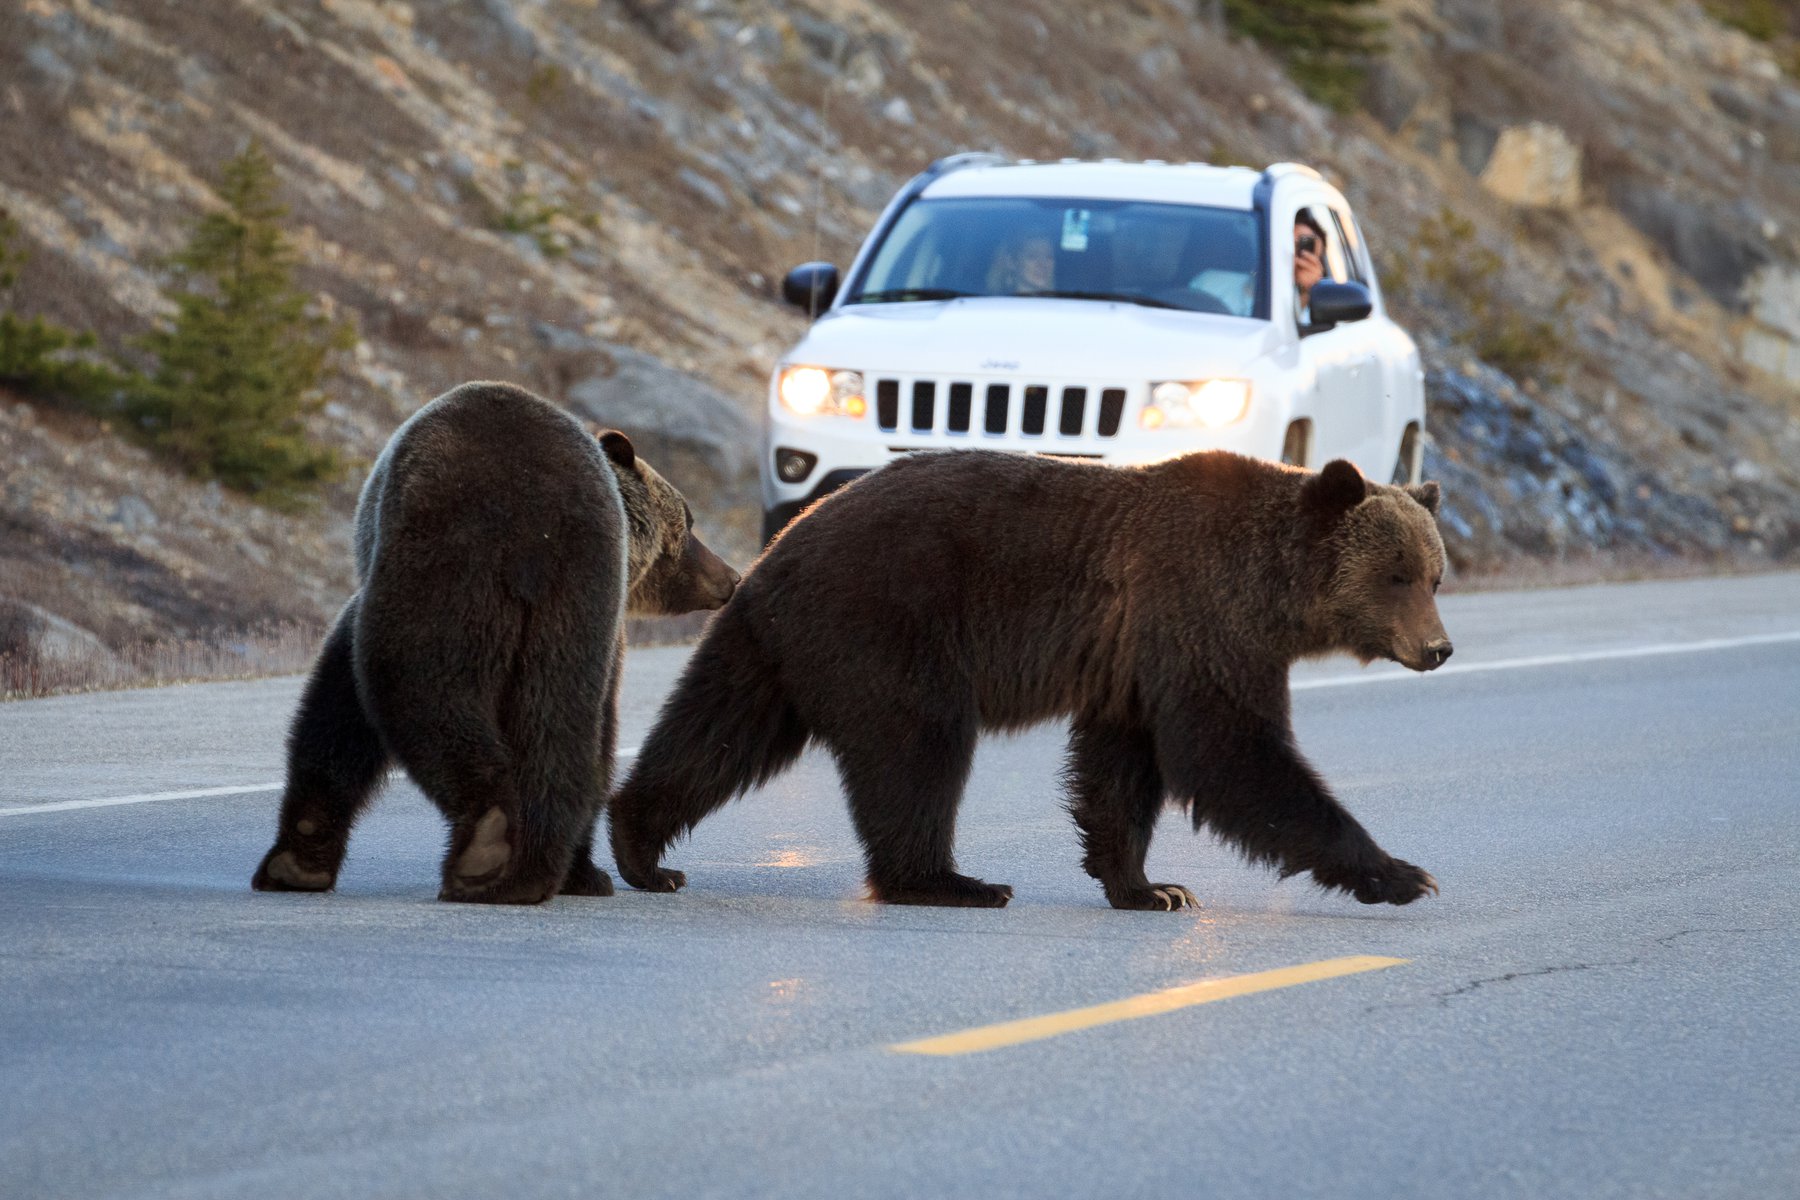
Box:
786, 297, 1280, 380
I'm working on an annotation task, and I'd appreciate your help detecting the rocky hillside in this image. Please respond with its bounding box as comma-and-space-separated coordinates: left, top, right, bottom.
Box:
3, 0, 1798, 684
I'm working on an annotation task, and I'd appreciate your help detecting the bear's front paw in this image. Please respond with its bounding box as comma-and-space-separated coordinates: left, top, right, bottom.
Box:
1107, 883, 1200, 911
871, 872, 1013, 908
626, 866, 686, 893
1316, 856, 1438, 905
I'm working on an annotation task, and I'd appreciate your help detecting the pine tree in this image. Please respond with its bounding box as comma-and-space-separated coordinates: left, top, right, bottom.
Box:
129, 142, 352, 507
1222, 0, 1386, 113
0, 207, 130, 409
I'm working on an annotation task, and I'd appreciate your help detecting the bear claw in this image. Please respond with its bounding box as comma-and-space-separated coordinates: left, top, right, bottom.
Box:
1110, 883, 1200, 911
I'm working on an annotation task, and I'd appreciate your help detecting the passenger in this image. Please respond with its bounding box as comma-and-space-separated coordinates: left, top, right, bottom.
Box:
1294, 211, 1329, 323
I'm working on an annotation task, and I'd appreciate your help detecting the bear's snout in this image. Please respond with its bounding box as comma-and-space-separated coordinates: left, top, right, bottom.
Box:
708, 563, 742, 607
685, 536, 740, 610
1423, 639, 1453, 670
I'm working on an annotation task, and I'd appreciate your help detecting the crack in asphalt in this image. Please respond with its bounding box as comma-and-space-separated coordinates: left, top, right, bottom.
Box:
1366, 926, 1776, 1011
1426, 959, 1639, 1005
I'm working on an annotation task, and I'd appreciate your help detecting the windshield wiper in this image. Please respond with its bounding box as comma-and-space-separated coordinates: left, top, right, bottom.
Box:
852, 288, 974, 303
1015, 289, 1185, 310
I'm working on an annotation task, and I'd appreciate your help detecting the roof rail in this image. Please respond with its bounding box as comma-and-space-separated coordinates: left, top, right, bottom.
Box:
1261, 161, 1324, 182
924, 151, 1010, 177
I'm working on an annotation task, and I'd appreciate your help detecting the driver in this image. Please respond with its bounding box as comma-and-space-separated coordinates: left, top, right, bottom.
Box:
987, 233, 1055, 293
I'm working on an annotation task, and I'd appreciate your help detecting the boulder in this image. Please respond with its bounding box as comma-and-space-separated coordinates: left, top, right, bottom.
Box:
562, 342, 756, 492
1478, 122, 1581, 209
0, 596, 117, 670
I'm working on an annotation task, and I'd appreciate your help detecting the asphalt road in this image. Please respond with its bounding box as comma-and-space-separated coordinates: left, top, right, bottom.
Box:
3, 572, 1798, 1199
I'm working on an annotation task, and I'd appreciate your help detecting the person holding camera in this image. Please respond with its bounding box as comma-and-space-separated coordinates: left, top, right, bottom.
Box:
1294, 211, 1328, 324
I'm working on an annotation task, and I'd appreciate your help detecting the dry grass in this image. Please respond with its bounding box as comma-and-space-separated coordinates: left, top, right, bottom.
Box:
1, 621, 322, 701
2, 611, 722, 702
1444, 550, 1764, 595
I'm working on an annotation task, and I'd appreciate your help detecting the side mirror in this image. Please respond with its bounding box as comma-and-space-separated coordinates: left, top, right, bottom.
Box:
1306, 280, 1373, 329
781, 262, 840, 317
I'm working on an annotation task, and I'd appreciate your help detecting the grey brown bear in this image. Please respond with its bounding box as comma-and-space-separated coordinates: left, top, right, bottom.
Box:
610, 449, 1451, 910
253, 381, 737, 904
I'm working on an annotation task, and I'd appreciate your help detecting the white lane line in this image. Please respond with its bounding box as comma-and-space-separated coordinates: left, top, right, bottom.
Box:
1292, 629, 1800, 691
0, 748, 641, 818
7, 630, 1796, 818
2, 782, 284, 816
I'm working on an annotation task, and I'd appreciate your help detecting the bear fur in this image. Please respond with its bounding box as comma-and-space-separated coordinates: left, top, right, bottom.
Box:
609, 449, 1451, 910
252, 381, 738, 904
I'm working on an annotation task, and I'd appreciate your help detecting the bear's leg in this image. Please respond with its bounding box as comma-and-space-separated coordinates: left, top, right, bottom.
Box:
1065, 717, 1197, 911
355, 589, 571, 905
369, 685, 555, 905
1159, 704, 1437, 906
441, 690, 610, 907
411, 730, 553, 905
253, 602, 389, 893
561, 638, 623, 899
610, 606, 810, 892
837, 721, 1012, 908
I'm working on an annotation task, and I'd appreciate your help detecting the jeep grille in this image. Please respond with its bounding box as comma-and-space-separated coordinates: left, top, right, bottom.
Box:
874, 378, 1127, 440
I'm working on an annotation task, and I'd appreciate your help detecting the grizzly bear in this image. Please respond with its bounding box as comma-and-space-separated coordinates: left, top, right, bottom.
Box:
252, 381, 738, 904
609, 449, 1450, 910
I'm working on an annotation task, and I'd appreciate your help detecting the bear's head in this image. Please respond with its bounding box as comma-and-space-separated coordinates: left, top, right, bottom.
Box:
1302, 459, 1453, 673
598, 431, 740, 615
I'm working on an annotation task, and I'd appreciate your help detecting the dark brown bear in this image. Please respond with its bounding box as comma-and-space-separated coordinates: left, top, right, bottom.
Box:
253, 381, 738, 904
610, 449, 1451, 910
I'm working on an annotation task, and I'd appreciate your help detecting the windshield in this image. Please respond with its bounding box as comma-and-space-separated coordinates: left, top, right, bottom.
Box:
848, 197, 1263, 318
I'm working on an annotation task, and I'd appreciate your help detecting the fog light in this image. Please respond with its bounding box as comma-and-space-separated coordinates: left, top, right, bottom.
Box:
776, 448, 817, 483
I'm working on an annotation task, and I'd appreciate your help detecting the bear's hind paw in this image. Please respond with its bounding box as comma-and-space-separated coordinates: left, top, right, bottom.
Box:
437, 873, 560, 905
1107, 883, 1200, 911
252, 848, 336, 892
561, 858, 615, 898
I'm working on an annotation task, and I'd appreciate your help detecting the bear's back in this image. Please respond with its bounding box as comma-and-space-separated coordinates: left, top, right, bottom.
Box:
353, 382, 622, 587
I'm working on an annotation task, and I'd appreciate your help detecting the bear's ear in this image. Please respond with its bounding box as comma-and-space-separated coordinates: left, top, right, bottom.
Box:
597, 430, 636, 468
1405, 480, 1442, 515
1302, 458, 1367, 519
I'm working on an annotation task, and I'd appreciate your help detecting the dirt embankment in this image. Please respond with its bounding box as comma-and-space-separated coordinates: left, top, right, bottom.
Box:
3, 0, 1798, 693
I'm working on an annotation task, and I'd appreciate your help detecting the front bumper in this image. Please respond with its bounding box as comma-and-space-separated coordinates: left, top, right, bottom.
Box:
762, 468, 870, 544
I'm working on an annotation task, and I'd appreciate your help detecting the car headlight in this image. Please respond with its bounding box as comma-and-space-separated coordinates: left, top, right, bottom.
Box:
1140, 379, 1251, 430
778, 366, 867, 418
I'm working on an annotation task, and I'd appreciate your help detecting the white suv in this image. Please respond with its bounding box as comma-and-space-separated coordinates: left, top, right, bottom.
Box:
763, 155, 1425, 541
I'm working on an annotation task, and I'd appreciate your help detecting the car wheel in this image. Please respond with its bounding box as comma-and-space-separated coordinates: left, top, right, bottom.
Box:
1391, 423, 1422, 486
1280, 420, 1310, 468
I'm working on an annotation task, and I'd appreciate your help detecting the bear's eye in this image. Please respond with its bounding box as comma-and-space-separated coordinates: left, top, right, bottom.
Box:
1389, 574, 1408, 587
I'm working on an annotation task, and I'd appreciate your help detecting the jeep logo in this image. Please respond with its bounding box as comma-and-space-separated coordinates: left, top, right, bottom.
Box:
980, 359, 1019, 371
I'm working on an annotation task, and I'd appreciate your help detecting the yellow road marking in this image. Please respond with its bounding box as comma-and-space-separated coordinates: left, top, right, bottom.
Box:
890, 955, 1407, 1056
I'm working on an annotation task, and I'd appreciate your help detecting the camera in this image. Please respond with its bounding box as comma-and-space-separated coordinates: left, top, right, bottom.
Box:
1296, 233, 1318, 256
